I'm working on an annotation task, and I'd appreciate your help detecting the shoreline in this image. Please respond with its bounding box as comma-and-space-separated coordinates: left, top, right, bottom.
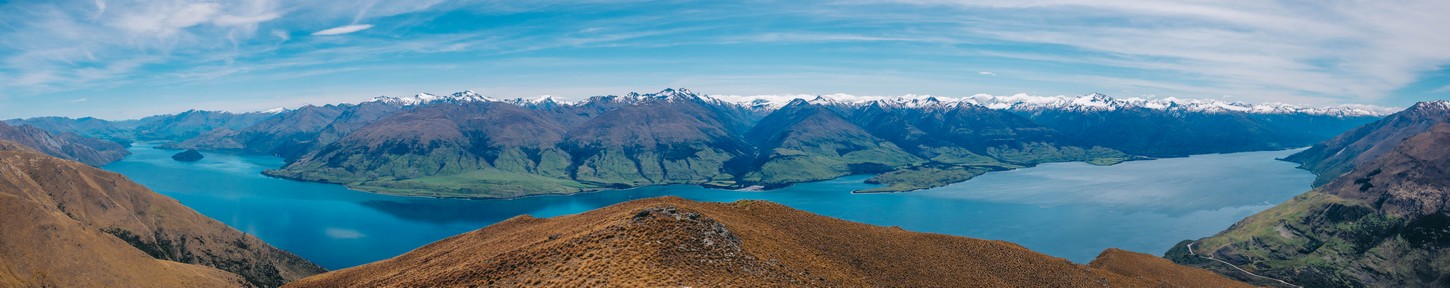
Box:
131, 142, 1316, 201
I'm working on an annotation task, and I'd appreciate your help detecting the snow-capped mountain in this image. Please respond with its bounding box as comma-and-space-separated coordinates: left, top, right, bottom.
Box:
574, 88, 737, 107
364, 88, 1397, 117
712, 92, 1398, 117
370, 90, 493, 105
960, 93, 1398, 117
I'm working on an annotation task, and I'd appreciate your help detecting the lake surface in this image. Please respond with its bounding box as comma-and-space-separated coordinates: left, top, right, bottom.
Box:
104, 143, 1314, 269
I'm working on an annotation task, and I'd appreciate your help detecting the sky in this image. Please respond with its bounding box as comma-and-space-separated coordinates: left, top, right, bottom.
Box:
1, 0, 1448, 119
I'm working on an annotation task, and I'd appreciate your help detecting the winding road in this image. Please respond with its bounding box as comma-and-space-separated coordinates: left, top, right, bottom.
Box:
1186, 241, 1302, 288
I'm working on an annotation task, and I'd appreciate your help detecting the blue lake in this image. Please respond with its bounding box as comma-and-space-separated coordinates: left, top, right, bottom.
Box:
104, 143, 1314, 270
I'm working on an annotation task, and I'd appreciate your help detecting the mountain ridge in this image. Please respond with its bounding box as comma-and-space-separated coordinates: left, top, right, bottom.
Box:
0, 121, 130, 166
8, 88, 1388, 198
1173, 100, 1450, 287
0, 140, 324, 287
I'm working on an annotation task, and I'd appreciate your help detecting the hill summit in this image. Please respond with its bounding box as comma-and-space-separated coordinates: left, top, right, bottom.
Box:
289, 196, 1250, 287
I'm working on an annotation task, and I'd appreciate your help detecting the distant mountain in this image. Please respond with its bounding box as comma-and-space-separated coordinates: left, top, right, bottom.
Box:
560, 89, 752, 187
4, 116, 142, 144
1174, 101, 1450, 287
736, 93, 1385, 157
848, 98, 1055, 157
743, 99, 921, 185
133, 110, 277, 141
1283, 100, 1450, 186
0, 141, 323, 287
0, 121, 129, 166
166, 104, 349, 160
252, 89, 1391, 198
5, 89, 1389, 198
980, 94, 1383, 156
267, 101, 589, 198
312, 101, 406, 149
286, 197, 1251, 287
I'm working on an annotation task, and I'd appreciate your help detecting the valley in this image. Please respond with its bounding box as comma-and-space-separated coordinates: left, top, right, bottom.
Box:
105, 141, 1314, 270
7, 88, 1382, 199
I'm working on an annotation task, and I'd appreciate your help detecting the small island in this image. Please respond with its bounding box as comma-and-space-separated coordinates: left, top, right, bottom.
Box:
172, 149, 205, 162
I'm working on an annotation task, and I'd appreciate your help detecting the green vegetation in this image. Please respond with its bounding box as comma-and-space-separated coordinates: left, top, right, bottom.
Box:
570, 145, 737, 186
744, 142, 924, 186
921, 147, 1019, 167
856, 165, 994, 193
987, 143, 1129, 166
1190, 192, 1413, 287
348, 169, 603, 199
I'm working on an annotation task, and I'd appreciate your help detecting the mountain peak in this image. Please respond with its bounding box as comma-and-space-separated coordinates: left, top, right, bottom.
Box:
596, 88, 708, 105
1409, 100, 1450, 112
783, 98, 813, 108
644, 87, 701, 101
371, 90, 493, 106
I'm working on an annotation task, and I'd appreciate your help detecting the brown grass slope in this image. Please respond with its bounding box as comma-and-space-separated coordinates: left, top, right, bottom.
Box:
0, 141, 324, 287
290, 197, 1250, 287
1090, 248, 1257, 288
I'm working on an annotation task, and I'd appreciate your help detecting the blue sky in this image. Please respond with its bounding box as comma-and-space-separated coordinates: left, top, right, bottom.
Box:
1, 0, 1448, 119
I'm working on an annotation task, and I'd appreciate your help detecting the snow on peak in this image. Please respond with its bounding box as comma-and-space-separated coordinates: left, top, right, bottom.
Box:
710, 92, 1398, 116
371, 90, 494, 105
581, 88, 717, 106
1410, 100, 1450, 112
366, 88, 1400, 117
260, 107, 288, 113
499, 95, 561, 107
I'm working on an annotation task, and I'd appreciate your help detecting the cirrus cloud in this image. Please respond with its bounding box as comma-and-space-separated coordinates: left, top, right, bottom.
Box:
311, 24, 373, 36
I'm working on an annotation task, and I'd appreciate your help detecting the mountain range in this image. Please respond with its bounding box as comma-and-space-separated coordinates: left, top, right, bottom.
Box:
0, 121, 129, 166
1171, 100, 1450, 287
7, 88, 1388, 198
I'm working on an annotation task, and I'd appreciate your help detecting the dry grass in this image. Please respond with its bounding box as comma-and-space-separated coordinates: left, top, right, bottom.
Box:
0, 140, 323, 287
291, 196, 1252, 287
1090, 248, 1256, 288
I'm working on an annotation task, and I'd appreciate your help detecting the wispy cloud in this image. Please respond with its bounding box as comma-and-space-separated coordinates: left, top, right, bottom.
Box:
1433, 84, 1450, 94
311, 24, 372, 36
857, 0, 1450, 103
0, 0, 1442, 119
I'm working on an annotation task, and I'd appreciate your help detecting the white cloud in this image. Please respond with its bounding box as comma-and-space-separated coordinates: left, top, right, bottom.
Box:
0, 0, 288, 94
271, 29, 290, 41
1433, 84, 1450, 94
311, 24, 373, 36
979, 71, 996, 76
868, 0, 1450, 104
